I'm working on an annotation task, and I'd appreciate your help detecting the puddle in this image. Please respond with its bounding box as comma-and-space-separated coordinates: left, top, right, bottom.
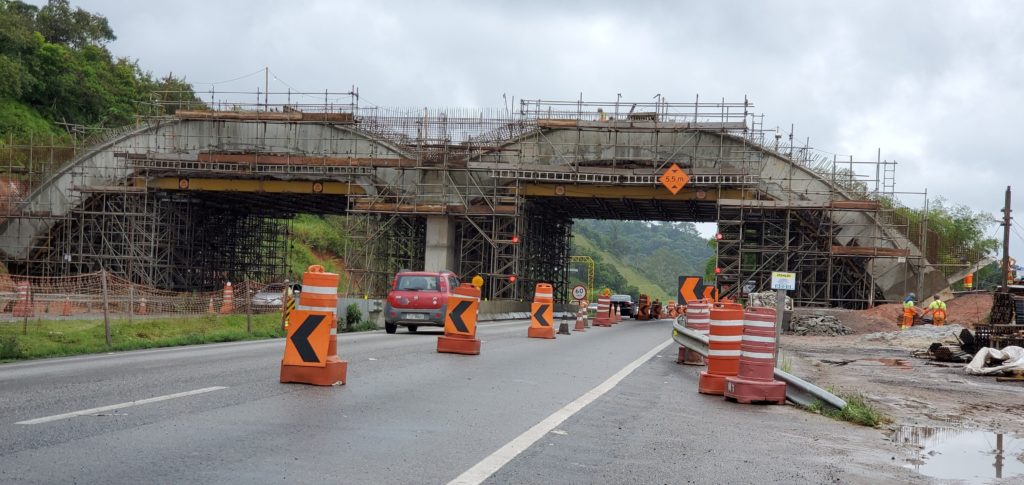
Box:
890, 425, 1024, 482
820, 358, 911, 369
868, 358, 910, 367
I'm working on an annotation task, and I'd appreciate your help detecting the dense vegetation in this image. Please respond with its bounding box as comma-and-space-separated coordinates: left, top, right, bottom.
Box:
0, 0, 198, 143
572, 220, 713, 300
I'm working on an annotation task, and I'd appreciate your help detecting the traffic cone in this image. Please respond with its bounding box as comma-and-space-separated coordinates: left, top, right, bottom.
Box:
220, 282, 234, 314
574, 304, 587, 332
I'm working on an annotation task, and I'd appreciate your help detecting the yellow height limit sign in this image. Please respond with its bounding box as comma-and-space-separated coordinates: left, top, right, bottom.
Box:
659, 163, 690, 195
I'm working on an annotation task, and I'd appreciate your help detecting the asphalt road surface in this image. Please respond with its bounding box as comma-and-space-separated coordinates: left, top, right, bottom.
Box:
0, 318, 920, 484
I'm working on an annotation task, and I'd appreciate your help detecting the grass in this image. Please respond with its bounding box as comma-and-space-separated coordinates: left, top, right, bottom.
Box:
806, 391, 890, 428
780, 352, 793, 373
0, 313, 287, 362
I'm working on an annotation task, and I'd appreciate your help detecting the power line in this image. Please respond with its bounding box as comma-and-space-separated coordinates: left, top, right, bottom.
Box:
191, 67, 267, 86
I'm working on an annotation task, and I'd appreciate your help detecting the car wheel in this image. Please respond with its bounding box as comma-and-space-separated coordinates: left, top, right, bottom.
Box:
408, 325, 418, 333
385, 323, 397, 334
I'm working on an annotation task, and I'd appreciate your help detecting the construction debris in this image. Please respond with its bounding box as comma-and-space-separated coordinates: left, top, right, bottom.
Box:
748, 291, 793, 311
965, 346, 1024, 375
790, 314, 852, 336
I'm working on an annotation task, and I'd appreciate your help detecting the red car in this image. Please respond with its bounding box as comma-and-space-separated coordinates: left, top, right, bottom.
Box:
384, 270, 460, 334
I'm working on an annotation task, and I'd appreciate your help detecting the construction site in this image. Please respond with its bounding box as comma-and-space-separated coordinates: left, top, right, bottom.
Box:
0, 90, 990, 309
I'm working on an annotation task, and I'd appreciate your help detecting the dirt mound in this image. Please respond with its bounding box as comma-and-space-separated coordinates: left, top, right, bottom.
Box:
945, 292, 992, 327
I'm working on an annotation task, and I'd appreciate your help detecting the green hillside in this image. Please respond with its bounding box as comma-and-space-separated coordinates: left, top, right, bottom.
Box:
572, 233, 669, 301
571, 220, 714, 301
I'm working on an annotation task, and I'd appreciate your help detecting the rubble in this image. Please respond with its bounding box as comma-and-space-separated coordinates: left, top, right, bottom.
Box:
790, 314, 852, 336
747, 291, 793, 311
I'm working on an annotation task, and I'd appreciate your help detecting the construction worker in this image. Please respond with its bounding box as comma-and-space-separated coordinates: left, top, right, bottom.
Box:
901, 293, 917, 330
924, 295, 948, 327
597, 108, 607, 121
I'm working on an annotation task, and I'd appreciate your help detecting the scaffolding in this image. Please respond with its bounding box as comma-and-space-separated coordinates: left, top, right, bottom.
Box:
0, 91, 994, 305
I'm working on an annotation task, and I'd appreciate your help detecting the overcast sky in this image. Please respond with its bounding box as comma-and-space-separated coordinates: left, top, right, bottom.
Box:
46, 0, 1024, 250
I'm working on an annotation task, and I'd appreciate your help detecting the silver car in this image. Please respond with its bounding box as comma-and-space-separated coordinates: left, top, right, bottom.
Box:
251, 283, 286, 312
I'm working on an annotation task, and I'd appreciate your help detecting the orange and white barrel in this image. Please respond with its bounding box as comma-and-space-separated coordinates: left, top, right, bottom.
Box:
737, 307, 777, 382
299, 267, 340, 356
594, 295, 613, 327
678, 300, 710, 365
725, 306, 786, 404
698, 302, 744, 395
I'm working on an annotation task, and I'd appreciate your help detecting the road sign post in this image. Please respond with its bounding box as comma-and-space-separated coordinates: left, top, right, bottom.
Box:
770, 271, 796, 369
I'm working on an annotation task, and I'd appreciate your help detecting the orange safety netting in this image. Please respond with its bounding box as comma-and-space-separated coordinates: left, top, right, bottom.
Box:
0, 271, 277, 319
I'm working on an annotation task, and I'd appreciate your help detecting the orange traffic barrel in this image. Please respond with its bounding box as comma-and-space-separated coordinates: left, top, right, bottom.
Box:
280, 265, 348, 386
678, 300, 709, 365
438, 283, 482, 355
594, 295, 613, 327
725, 307, 786, 404
698, 302, 743, 395
964, 273, 974, 290
529, 283, 556, 339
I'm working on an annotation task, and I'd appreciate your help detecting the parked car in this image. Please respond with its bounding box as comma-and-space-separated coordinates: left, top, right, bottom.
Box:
609, 294, 637, 318
384, 270, 460, 334
251, 283, 286, 312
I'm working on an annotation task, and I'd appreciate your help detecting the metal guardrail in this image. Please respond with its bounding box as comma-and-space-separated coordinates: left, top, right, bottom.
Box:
671, 316, 846, 411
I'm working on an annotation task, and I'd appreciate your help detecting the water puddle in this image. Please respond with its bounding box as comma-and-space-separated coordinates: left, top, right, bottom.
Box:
820, 358, 911, 369
890, 425, 1024, 482
868, 358, 910, 367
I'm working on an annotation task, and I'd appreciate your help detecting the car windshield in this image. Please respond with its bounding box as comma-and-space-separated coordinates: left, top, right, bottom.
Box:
396, 275, 439, 291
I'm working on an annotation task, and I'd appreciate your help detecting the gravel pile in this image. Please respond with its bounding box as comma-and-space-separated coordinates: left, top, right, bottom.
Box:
791, 314, 852, 336
747, 291, 793, 311
860, 324, 966, 343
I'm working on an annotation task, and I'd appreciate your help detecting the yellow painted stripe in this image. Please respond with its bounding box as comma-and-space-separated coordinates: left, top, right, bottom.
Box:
141, 177, 364, 195
520, 184, 748, 201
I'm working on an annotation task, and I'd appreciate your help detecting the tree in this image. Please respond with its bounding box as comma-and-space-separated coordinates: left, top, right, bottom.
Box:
35, 0, 114, 48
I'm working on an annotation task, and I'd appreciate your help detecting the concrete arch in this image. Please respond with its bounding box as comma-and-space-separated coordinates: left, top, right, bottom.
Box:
0, 118, 413, 260
471, 123, 944, 301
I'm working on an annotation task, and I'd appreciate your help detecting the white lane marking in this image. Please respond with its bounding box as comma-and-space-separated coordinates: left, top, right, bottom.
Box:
448, 338, 673, 485
16, 386, 227, 425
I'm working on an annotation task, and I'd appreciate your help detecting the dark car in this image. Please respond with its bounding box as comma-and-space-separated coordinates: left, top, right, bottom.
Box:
610, 294, 637, 318
384, 270, 459, 334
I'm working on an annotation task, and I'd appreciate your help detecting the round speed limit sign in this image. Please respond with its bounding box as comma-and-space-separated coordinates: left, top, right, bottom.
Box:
571, 285, 587, 301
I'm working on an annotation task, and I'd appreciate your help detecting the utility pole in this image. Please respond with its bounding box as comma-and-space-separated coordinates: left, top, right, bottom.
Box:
1002, 186, 1012, 292
264, 66, 269, 112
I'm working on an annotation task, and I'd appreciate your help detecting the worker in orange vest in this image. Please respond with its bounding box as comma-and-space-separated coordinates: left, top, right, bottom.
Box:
923, 295, 947, 327
901, 293, 918, 330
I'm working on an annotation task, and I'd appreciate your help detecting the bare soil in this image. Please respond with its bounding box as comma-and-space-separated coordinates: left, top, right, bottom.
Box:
793, 292, 994, 336
782, 303, 1024, 437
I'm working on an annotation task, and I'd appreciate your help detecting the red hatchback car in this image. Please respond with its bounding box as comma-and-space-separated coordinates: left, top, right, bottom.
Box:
384, 270, 460, 334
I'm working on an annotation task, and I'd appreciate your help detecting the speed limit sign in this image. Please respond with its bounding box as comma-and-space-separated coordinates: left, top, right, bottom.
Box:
571, 285, 587, 301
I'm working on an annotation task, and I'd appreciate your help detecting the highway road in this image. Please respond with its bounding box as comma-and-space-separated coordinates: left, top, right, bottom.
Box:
0, 318, 921, 484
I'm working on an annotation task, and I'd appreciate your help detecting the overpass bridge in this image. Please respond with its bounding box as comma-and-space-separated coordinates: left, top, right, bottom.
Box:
0, 92, 976, 306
